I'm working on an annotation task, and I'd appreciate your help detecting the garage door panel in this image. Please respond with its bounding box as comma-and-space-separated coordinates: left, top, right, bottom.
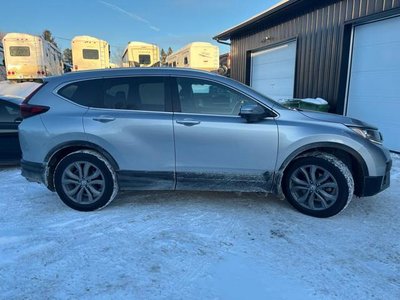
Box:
352, 16, 400, 47
348, 70, 400, 98
252, 44, 295, 64
251, 60, 295, 80
351, 42, 400, 72
347, 16, 400, 151
252, 78, 295, 99
251, 41, 296, 100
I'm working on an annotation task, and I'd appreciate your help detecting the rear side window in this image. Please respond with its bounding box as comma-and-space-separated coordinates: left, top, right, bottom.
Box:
57, 77, 167, 112
58, 79, 102, 107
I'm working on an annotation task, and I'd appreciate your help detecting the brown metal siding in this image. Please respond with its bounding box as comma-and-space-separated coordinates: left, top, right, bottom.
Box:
230, 0, 400, 111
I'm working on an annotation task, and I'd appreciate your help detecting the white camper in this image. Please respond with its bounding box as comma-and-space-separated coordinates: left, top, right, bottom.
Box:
122, 42, 160, 67
166, 42, 219, 72
71, 35, 110, 71
2, 33, 63, 81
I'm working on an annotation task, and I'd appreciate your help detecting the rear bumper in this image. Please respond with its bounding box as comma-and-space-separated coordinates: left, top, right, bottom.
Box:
21, 160, 45, 184
359, 159, 391, 197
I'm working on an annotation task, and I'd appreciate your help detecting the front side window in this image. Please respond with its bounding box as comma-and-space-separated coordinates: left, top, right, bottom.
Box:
82, 49, 99, 60
176, 77, 262, 116
10, 46, 30, 57
139, 54, 151, 65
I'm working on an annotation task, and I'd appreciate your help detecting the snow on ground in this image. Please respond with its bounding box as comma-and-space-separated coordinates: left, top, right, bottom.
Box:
1, 155, 399, 299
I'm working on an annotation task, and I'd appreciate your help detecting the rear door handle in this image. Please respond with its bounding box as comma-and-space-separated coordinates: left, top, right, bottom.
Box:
176, 119, 201, 126
93, 116, 116, 123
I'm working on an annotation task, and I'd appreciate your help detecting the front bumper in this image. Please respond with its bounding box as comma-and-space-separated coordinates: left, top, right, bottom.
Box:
359, 159, 391, 197
21, 160, 45, 184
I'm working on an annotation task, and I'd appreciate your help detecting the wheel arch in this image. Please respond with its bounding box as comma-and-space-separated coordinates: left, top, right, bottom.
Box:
44, 141, 119, 191
275, 142, 368, 197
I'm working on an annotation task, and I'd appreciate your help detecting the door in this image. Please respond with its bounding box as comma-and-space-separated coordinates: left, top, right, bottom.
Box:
172, 77, 278, 192
0, 100, 22, 164
346, 16, 400, 152
250, 41, 297, 101
58, 76, 175, 190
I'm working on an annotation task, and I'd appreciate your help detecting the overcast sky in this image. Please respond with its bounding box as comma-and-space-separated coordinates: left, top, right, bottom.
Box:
1, 0, 280, 60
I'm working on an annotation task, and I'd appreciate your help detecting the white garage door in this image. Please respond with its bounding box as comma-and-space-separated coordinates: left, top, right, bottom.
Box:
346, 16, 400, 152
250, 41, 297, 101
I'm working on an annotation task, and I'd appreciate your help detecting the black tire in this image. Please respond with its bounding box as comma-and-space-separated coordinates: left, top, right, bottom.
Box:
282, 153, 354, 218
54, 150, 118, 211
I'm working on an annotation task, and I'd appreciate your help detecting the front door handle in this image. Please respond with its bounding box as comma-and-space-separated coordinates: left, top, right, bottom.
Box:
93, 116, 116, 123
176, 119, 201, 126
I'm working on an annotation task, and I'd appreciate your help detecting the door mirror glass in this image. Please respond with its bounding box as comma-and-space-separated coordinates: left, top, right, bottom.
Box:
239, 104, 268, 122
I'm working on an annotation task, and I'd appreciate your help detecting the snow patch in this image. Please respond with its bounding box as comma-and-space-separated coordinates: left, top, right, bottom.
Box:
300, 97, 328, 105
0, 81, 42, 98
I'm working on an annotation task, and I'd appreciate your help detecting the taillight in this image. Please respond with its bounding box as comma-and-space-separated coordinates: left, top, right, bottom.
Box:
20, 104, 49, 118
37, 71, 41, 75
74, 65, 78, 70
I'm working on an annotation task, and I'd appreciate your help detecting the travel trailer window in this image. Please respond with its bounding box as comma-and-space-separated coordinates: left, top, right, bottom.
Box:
139, 55, 151, 65
10, 46, 30, 57
82, 49, 99, 60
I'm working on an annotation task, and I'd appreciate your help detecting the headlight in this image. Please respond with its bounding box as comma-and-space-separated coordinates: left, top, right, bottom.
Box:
349, 126, 383, 144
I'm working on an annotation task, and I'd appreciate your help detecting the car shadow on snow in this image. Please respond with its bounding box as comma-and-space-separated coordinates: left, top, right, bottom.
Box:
113, 190, 293, 211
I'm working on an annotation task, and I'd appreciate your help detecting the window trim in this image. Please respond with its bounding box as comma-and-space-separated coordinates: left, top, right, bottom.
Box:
54, 75, 173, 113
170, 75, 278, 118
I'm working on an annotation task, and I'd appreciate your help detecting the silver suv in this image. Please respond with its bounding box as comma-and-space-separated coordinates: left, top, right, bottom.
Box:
19, 68, 391, 217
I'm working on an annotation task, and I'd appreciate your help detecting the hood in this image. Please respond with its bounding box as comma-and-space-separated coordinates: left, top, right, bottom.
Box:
298, 110, 377, 129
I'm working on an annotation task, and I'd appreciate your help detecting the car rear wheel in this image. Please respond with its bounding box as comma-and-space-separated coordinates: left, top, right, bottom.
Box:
54, 150, 118, 211
282, 153, 354, 218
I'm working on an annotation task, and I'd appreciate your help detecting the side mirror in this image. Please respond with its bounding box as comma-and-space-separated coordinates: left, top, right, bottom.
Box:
239, 104, 269, 123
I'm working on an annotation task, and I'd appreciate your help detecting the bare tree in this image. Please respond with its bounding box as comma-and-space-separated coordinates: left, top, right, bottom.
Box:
63, 48, 72, 65
110, 46, 124, 67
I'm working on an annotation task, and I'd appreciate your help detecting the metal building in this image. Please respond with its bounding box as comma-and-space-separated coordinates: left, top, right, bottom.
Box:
214, 0, 400, 151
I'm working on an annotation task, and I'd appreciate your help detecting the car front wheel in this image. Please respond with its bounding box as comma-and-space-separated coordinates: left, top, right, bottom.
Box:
282, 153, 354, 218
54, 150, 118, 211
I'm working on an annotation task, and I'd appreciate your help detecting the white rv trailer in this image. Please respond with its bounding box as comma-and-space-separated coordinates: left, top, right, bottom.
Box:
71, 35, 110, 71
166, 42, 219, 72
122, 42, 160, 67
2, 33, 63, 81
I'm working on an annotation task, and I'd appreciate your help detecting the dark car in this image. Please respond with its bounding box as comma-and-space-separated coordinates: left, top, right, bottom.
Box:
0, 96, 23, 165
